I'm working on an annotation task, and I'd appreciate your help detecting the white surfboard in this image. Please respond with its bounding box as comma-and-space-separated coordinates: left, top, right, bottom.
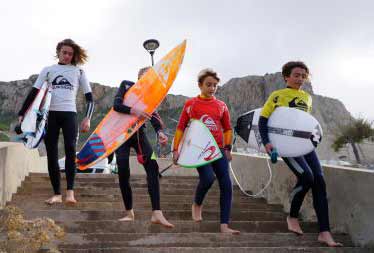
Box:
177, 119, 223, 168
235, 107, 323, 157
20, 82, 51, 149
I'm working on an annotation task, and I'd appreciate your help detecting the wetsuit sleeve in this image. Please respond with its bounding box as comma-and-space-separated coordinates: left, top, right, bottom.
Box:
173, 102, 191, 151
113, 81, 132, 114
79, 69, 92, 94
150, 111, 164, 133
176, 102, 190, 132
84, 92, 94, 119
221, 104, 232, 131
258, 116, 270, 145
18, 87, 40, 116
172, 129, 184, 151
259, 92, 277, 145
221, 104, 233, 150
19, 67, 49, 116
223, 130, 233, 150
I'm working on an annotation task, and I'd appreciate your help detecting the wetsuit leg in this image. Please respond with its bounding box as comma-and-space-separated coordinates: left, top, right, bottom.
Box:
195, 164, 215, 206
60, 112, 78, 191
115, 140, 133, 210
134, 130, 161, 210
304, 150, 330, 232
282, 156, 314, 219
44, 111, 62, 195
211, 152, 233, 224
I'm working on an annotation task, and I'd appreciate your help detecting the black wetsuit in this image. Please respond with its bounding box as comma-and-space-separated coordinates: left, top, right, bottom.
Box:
113, 80, 163, 211
18, 63, 94, 195
258, 87, 330, 232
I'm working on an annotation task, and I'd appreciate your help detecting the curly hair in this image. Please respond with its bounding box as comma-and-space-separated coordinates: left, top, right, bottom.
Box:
56, 39, 88, 66
281, 61, 309, 80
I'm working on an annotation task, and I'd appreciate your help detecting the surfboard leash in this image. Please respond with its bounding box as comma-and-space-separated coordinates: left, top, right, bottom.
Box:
229, 131, 273, 198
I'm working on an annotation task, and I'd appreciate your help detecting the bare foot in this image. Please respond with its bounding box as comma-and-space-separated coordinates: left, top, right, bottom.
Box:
118, 209, 135, 221
151, 210, 174, 228
220, 224, 240, 235
192, 203, 203, 222
318, 231, 343, 247
45, 195, 62, 205
287, 216, 303, 235
65, 190, 77, 204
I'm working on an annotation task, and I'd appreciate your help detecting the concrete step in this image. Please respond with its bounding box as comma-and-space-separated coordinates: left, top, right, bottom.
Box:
16, 186, 246, 196
21, 180, 209, 190
11, 173, 369, 252
28, 173, 198, 180
60, 232, 352, 245
10, 194, 276, 206
59, 247, 372, 253
22, 209, 286, 222
61, 220, 320, 234
8, 200, 276, 211
60, 234, 353, 249
25, 176, 200, 184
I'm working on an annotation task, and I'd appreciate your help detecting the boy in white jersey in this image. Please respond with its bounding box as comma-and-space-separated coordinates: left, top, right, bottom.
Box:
18, 39, 94, 205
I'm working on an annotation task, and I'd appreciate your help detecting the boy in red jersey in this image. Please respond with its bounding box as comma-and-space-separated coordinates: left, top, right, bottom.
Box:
173, 68, 239, 234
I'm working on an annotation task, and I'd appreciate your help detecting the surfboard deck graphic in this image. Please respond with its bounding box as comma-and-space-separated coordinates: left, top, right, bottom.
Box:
177, 119, 222, 168
235, 107, 323, 157
77, 40, 187, 170
20, 82, 51, 149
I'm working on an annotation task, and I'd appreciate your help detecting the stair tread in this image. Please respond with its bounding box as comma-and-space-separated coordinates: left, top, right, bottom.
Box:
7, 173, 368, 251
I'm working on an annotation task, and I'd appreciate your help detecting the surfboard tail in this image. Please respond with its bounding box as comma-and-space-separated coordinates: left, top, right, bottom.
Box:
177, 120, 223, 168
235, 111, 255, 143
77, 134, 106, 170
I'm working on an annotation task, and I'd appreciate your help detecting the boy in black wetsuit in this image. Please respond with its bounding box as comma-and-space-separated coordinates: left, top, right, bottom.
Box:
113, 67, 173, 228
18, 39, 94, 205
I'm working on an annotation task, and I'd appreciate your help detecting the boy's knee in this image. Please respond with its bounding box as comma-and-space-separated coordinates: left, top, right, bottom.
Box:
203, 177, 215, 188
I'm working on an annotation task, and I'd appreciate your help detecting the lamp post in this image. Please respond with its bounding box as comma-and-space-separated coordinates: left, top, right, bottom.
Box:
143, 39, 160, 66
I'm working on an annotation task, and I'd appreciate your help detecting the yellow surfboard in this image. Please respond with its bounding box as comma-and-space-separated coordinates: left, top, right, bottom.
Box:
77, 40, 187, 170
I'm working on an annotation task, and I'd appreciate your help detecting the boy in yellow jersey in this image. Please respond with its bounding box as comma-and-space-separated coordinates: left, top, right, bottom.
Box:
258, 61, 342, 247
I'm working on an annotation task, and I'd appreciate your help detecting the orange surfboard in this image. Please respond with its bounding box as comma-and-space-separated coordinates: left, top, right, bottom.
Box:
77, 40, 187, 170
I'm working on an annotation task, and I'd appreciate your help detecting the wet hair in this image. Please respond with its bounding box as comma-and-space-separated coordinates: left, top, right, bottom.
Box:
281, 61, 309, 80
56, 39, 88, 66
138, 66, 151, 79
197, 68, 220, 84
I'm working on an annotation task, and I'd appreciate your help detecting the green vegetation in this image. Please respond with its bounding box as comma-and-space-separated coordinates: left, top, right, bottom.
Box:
332, 117, 374, 164
0, 132, 10, 142
0, 122, 10, 131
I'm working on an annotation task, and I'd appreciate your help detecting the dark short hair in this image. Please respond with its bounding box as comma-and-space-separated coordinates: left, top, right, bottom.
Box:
197, 68, 220, 84
282, 61, 309, 79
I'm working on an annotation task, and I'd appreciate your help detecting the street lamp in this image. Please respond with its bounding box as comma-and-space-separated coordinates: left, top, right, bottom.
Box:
143, 39, 160, 66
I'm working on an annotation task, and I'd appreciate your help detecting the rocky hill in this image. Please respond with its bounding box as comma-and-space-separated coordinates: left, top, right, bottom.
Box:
0, 73, 357, 161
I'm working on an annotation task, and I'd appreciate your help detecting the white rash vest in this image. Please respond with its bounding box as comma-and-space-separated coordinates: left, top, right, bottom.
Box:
33, 64, 92, 112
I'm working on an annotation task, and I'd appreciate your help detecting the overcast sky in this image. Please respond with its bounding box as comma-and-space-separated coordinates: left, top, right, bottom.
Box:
1, 0, 373, 120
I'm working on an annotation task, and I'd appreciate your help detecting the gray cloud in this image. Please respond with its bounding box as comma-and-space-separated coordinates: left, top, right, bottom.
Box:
1, 0, 373, 120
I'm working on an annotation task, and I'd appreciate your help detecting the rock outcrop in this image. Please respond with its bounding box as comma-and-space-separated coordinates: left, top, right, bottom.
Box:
1, 73, 369, 163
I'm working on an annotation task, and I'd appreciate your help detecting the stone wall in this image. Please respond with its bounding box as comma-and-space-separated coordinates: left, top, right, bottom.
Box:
0, 142, 47, 208
230, 153, 374, 247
